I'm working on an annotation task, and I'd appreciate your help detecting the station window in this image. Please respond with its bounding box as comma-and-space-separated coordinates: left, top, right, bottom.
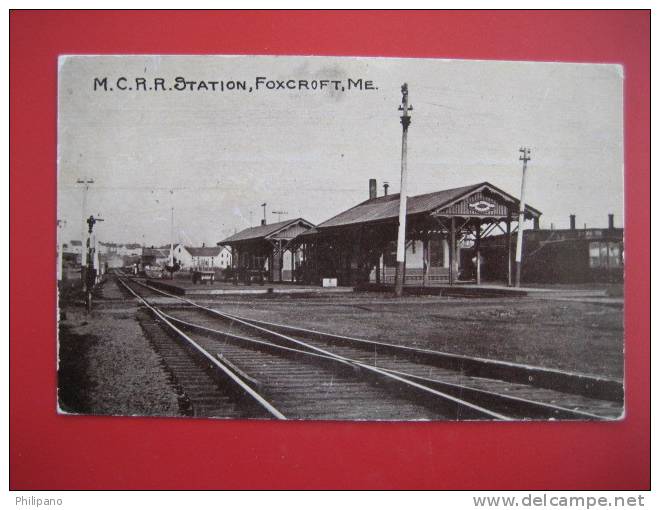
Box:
589, 241, 622, 269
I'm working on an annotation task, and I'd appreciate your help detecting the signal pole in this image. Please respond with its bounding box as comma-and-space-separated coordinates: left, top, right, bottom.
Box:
515, 147, 531, 287
84, 214, 103, 312
394, 83, 413, 297
76, 178, 94, 280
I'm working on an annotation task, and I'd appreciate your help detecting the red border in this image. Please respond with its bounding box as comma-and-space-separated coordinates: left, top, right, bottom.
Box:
10, 10, 650, 489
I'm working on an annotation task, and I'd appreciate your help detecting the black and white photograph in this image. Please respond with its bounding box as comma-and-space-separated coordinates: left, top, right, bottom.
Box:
56, 55, 624, 421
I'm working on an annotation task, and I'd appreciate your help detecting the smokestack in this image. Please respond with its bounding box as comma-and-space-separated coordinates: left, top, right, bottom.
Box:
369, 179, 377, 200
608, 214, 614, 230
261, 219, 266, 226
569, 214, 576, 230
383, 181, 389, 196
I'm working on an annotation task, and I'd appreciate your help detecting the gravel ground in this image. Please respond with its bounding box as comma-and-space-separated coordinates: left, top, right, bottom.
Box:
203, 293, 624, 379
58, 278, 181, 416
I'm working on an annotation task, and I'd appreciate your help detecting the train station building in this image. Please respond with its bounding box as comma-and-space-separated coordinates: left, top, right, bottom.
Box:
219, 180, 541, 288
295, 180, 542, 288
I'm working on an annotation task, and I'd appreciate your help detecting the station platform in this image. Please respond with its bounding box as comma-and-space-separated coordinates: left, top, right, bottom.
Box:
357, 282, 623, 301
358, 282, 529, 298
142, 277, 621, 302
145, 278, 354, 296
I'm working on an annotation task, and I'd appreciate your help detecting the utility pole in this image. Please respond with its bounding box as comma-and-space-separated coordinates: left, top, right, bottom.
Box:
57, 219, 66, 281
272, 210, 288, 222
394, 83, 413, 297
76, 178, 94, 282
169, 189, 175, 278
515, 147, 531, 288
170, 206, 175, 266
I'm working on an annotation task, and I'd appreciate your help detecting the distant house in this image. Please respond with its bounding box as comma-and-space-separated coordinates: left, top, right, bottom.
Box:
122, 243, 142, 257
62, 241, 82, 266
172, 244, 231, 270
68, 240, 83, 255
62, 240, 83, 265
172, 243, 193, 267
141, 247, 170, 268
99, 242, 142, 257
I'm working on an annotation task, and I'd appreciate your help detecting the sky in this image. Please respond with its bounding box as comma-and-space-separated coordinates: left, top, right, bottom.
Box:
58, 55, 624, 247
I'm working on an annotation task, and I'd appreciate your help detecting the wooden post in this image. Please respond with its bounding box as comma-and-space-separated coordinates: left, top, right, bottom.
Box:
423, 235, 430, 287
475, 221, 481, 285
506, 215, 512, 287
449, 217, 456, 285
455, 230, 460, 281
232, 246, 238, 285
375, 251, 381, 284
268, 252, 273, 283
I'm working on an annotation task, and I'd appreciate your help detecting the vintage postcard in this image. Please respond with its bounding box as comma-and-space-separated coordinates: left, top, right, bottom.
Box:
57, 55, 624, 421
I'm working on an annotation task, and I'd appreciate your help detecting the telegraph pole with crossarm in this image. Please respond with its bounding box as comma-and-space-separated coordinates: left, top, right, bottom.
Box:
394, 83, 413, 297
515, 147, 531, 287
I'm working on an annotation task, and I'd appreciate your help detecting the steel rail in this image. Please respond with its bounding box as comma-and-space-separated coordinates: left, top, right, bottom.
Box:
123, 278, 509, 419
117, 277, 287, 419
130, 277, 623, 400
158, 308, 608, 420
156, 307, 510, 421
227, 314, 624, 402
123, 277, 620, 418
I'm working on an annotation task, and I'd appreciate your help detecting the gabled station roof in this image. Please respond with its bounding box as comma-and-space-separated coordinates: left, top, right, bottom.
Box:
219, 218, 315, 245
316, 181, 541, 230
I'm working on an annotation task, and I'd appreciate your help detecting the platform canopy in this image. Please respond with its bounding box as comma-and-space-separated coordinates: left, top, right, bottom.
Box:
219, 218, 315, 283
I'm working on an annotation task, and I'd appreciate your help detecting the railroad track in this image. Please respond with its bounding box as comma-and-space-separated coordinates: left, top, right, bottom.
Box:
114, 273, 623, 421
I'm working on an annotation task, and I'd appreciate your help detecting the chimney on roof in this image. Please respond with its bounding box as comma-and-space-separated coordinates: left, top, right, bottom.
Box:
261, 219, 266, 226
369, 179, 377, 200
383, 181, 389, 196
569, 214, 576, 230
608, 213, 614, 230
202, 242, 205, 247
533, 217, 540, 230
